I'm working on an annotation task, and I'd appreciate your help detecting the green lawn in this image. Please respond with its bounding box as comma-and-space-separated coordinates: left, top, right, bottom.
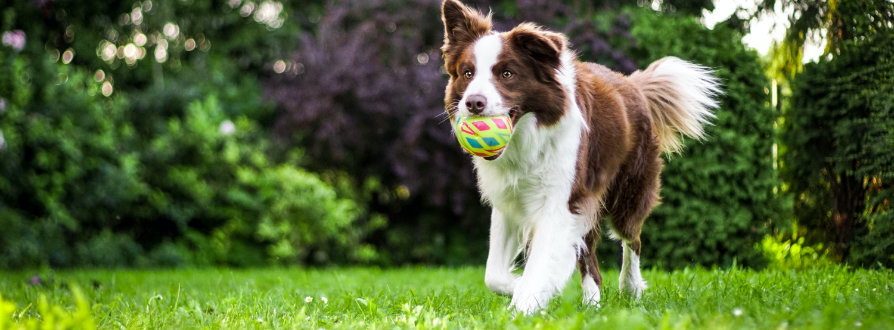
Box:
1, 266, 892, 329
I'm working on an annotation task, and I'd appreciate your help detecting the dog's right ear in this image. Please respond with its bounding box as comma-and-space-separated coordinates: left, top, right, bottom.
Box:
441, 0, 492, 50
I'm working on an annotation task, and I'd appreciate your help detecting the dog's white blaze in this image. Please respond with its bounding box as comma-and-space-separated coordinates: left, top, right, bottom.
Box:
581, 274, 601, 305
476, 48, 590, 314
459, 34, 506, 117
619, 243, 647, 299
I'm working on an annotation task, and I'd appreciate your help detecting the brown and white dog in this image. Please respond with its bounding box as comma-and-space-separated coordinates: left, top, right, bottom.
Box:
440, 0, 721, 314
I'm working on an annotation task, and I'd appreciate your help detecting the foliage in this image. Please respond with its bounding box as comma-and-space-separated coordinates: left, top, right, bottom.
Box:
756, 0, 894, 79
657, 0, 714, 16
782, 30, 894, 267
0, 286, 94, 330
264, 0, 638, 265
758, 228, 833, 269
0, 1, 373, 268
1, 267, 892, 328
617, 9, 781, 268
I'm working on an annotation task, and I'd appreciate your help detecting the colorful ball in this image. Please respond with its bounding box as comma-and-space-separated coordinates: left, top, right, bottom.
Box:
455, 115, 514, 159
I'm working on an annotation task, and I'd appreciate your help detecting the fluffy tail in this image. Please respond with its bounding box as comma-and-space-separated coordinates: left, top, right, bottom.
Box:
628, 57, 722, 154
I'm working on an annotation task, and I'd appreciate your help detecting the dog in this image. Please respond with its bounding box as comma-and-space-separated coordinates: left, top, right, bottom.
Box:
440, 0, 721, 314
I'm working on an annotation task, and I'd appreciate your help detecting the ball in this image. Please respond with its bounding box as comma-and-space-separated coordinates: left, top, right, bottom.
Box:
454, 115, 514, 159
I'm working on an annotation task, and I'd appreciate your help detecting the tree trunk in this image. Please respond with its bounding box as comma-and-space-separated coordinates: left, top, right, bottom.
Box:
831, 169, 864, 261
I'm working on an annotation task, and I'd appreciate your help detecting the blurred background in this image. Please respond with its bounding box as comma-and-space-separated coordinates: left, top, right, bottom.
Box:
0, 0, 891, 270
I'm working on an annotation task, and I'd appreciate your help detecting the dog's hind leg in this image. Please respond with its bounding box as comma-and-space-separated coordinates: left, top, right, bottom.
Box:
484, 209, 522, 296
606, 140, 661, 300
609, 184, 654, 300
618, 238, 647, 299
577, 229, 602, 306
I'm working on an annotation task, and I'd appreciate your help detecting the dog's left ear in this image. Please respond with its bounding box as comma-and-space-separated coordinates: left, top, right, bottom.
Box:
442, 0, 492, 50
508, 24, 567, 68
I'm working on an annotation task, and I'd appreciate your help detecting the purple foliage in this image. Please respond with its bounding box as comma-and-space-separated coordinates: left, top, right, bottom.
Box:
264, 0, 637, 262
266, 0, 474, 214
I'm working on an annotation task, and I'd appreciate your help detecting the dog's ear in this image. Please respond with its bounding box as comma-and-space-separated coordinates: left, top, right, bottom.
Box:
508, 24, 567, 68
441, 0, 492, 50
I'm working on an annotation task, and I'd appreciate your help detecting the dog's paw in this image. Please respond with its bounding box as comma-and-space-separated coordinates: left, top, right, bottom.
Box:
581, 280, 601, 307
484, 273, 519, 296
509, 288, 551, 315
619, 279, 647, 300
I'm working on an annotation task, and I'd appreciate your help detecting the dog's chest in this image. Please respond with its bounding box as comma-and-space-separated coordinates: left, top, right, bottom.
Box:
473, 117, 583, 221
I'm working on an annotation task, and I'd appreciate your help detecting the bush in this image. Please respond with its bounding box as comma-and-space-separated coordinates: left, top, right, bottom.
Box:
264, 0, 637, 265
759, 229, 833, 270
783, 31, 894, 267
0, 3, 373, 267
0, 48, 140, 267
606, 9, 781, 268
0, 286, 95, 330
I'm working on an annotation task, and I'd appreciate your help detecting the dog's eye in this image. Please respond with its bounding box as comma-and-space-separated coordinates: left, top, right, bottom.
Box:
502, 70, 513, 79
463, 70, 473, 79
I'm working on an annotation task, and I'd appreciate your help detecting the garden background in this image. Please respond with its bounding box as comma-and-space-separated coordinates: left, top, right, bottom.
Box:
1, 0, 892, 271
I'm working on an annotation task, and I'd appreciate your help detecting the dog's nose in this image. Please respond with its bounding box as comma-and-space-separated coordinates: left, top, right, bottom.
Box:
465, 94, 487, 114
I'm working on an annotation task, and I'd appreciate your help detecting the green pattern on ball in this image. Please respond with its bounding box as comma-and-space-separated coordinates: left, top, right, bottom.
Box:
455, 115, 514, 158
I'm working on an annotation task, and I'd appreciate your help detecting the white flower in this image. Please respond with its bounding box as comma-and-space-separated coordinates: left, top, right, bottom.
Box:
733, 308, 743, 317
304, 296, 313, 303
219, 120, 236, 135
256, 317, 264, 323
1, 30, 25, 51
321, 296, 328, 304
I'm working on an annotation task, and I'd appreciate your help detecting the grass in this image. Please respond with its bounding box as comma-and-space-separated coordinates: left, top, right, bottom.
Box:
1, 266, 892, 329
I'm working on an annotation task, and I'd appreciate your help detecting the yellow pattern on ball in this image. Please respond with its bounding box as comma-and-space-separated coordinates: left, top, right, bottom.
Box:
455, 115, 514, 158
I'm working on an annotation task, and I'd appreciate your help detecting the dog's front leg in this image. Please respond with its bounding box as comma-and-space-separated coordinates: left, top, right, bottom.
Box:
509, 211, 579, 314
484, 209, 521, 296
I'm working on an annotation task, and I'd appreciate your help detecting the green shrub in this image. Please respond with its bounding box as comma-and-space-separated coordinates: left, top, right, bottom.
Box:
0, 45, 373, 268
0, 286, 95, 330
602, 9, 781, 268
758, 227, 834, 269
783, 31, 894, 267
0, 48, 141, 267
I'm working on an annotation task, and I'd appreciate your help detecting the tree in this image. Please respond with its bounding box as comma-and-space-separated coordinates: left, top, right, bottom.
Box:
782, 30, 894, 266
620, 9, 781, 268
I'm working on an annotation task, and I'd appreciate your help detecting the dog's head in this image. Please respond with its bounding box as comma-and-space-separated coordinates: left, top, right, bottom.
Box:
441, 0, 570, 128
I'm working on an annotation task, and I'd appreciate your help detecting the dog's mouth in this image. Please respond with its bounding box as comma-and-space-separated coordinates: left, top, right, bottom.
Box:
508, 107, 522, 126
482, 107, 522, 161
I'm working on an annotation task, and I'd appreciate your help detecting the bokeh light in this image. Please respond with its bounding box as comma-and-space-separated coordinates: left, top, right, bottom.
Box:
185, 38, 196, 51
273, 60, 286, 73
163, 23, 179, 39
134, 32, 147, 46
62, 49, 74, 64
101, 81, 114, 96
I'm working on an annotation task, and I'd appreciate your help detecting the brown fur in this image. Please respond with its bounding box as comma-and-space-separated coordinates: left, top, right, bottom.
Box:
441, 0, 716, 300
441, 0, 491, 119
442, 7, 570, 127
569, 62, 661, 290
441, 0, 658, 292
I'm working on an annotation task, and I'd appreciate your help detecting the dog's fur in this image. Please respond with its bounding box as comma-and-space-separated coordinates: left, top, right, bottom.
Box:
440, 0, 721, 314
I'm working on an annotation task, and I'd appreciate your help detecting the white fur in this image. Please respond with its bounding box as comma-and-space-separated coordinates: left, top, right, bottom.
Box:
474, 47, 590, 314
458, 34, 508, 118
581, 274, 601, 306
629, 56, 721, 153
619, 242, 647, 299
484, 209, 522, 296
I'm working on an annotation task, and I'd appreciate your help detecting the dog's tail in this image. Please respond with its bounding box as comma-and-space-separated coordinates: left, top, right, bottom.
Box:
628, 57, 722, 154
